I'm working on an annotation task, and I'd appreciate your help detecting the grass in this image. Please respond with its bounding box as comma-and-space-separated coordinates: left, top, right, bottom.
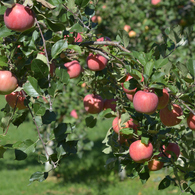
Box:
0, 96, 190, 195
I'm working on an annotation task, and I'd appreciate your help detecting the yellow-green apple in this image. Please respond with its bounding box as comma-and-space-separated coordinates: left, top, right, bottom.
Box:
86, 53, 108, 71
64, 60, 82, 79
157, 88, 169, 110
4, 3, 35, 32
128, 30, 136, 38
133, 90, 159, 115
124, 25, 131, 32
129, 140, 153, 163
103, 99, 117, 112
148, 154, 164, 171
187, 112, 195, 130
163, 143, 180, 161
160, 104, 183, 126
70, 109, 78, 119
83, 94, 104, 114
0, 71, 18, 95
5, 91, 27, 110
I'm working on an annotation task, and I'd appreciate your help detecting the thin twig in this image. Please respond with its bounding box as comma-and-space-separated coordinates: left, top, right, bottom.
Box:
177, 99, 195, 116
63, 4, 91, 30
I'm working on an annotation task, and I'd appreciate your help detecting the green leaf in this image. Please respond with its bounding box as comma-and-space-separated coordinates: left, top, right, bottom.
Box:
59, 140, 78, 154
29, 172, 48, 184
38, 154, 48, 164
131, 51, 147, 66
33, 103, 46, 116
0, 25, 14, 37
150, 72, 166, 83
31, 59, 49, 79
176, 62, 189, 77
46, 19, 65, 32
23, 76, 43, 97
120, 128, 134, 135
85, 116, 97, 128
70, 23, 84, 32
76, 0, 90, 8
12, 111, 29, 127
51, 40, 68, 59
42, 110, 56, 124
102, 146, 112, 154
15, 149, 27, 160
141, 137, 149, 145
120, 112, 130, 125
67, 0, 76, 11
54, 123, 68, 142
56, 144, 66, 159
144, 61, 154, 78
55, 68, 70, 84
0, 146, 6, 158
187, 59, 195, 77
158, 176, 171, 190
154, 58, 169, 69
36, 0, 56, 9
105, 158, 117, 170
0, 55, 8, 67
68, 45, 82, 54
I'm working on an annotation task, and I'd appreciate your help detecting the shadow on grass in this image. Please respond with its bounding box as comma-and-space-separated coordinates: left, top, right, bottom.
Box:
0, 153, 40, 171
56, 139, 118, 190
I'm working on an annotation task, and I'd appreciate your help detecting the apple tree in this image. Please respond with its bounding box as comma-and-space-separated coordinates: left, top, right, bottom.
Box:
0, 0, 195, 193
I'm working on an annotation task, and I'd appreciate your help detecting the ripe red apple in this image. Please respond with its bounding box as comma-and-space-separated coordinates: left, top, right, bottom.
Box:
124, 25, 131, 32
83, 94, 104, 114
112, 116, 139, 134
187, 112, 195, 130
97, 37, 111, 42
126, 93, 134, 102
160, 104, 183, 126
103, 99, 117, 112
133, 90, 159, 115
128, 30, 136, 38
5, 91, 27, 110
70, 109, 78, 119
129, 140, 153, 163
0, 71, 18, 95
163, 143, 180, 160
64, 60, 82, 79
86, 53, 108, 71
151, 0, 161, 5
4, 3, 35, 32
148, 154, 164, 171
157, 88, 169, 110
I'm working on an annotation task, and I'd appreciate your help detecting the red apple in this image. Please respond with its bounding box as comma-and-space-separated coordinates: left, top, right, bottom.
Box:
122, 74, 137, 94
148, 154, 164, 171
86, 53, 108, 71
91, 16, 102, 24
83, 94, 104, 114
163, 143, 180, 160
160, 104, 183, 126
103, 99, 117, 112
5, 91, 27, 110
187, 112, 195, 130
157, 88, 169, 110
0, 71, 18, 95
4, 3, 35, 32
97, 37, 111, 42
64, 60, 82, 79
151, 0, 161, 5
126, 93, 134, 102
129, 140, 153, 163
64, 32, 83, 43
70, 109, 78, 119
124, 25, 131, 32
112, 116, 139, 134
133, 90, 159, 115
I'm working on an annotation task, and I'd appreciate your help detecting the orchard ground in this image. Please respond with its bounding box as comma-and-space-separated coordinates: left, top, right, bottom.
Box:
0, 96, 191, 195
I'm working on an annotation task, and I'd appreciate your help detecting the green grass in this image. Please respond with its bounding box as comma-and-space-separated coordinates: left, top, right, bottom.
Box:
0, 96, 190, 195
